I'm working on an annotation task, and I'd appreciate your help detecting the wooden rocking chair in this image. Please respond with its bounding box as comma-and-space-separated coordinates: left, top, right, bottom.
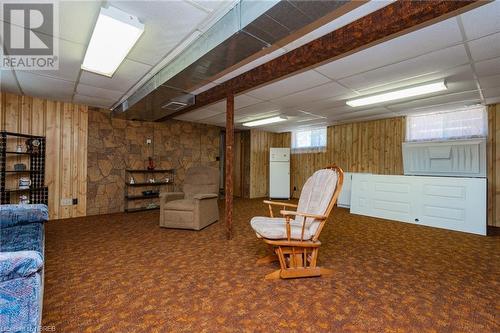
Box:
250, 165, 344, 280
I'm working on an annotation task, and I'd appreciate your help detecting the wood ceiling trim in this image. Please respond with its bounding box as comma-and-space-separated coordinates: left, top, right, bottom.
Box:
160, 0, 485, 121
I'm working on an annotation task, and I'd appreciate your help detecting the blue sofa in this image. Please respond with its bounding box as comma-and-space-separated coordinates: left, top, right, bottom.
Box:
0, 204, 48, 333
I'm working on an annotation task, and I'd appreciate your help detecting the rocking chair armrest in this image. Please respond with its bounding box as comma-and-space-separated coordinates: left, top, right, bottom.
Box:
279, 210, 327, 220
263, 200, 298, 208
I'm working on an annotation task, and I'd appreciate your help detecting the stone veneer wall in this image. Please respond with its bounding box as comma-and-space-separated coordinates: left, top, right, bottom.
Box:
87, 109, 220, 216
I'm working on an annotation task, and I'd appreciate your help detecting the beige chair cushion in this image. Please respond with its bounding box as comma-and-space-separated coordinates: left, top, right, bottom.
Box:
296, 168, 338, 235
183, 166, 219, 200
163, 199, 195, 211
250, 216, 314, 240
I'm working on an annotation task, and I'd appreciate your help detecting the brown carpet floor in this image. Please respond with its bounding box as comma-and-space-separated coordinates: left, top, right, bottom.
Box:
42, 198, 499, 332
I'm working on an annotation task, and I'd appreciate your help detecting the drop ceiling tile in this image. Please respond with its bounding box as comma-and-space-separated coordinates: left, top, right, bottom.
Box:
16, 72, 74, 102
474, 57, 500, 77
0, 70, 21, 95
74, 94, 115, 109
235, 101, 281, 116
329, 108, 394, 122
395, 102, 484, 117
385, 90, 481, 113
483, 86, 500, 99
203, 94, 264, 112
335, 113, 398, 124
338, 45, 469, 91
79, 59, 151, 93
246, 70, 330, 100
270, 81, 352, 108
235, 94, 265, 109
58, 1, 102, 44
27, 39, 85, 82
460, 1, 500, 40
350, 64, 475, 98
296, 97, 349, 113
315, 17, 463, 80
485, 96, 500, 105
314, 104, 358, 117
76, 83, 123, 101
479, 74, 500, 89
468, 32, 500, 62
197, 0, 234, 12
201, 112, 229, 124
110, 1, 209, 66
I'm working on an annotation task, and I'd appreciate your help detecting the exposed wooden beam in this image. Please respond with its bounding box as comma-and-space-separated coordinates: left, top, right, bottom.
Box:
225, 94, 234, 240
162, 0, 483, 121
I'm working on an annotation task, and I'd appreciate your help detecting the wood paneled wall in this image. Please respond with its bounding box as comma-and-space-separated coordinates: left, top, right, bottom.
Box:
0, 92, 88, 219
249, 130, 290, 198
487, 104, 500, 227
248, 117, 405, 199
291, 117, 405, 197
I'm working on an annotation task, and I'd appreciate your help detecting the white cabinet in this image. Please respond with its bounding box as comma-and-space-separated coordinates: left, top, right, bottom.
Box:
350, 174, 486, 235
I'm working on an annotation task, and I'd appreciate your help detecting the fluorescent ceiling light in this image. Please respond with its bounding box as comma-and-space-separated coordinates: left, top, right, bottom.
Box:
82, 6, 144, 77
243, 116, 287, 127
346, 80, 448, 107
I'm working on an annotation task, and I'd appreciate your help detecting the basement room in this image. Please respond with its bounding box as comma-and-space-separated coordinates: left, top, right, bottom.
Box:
0, 0, 499, 332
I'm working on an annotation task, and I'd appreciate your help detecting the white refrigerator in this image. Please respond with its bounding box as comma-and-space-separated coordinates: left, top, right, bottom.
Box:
269, 148, 290, 199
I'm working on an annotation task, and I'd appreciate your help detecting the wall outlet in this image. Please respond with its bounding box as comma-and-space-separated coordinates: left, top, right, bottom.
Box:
146, 139, 152, 144
60, 198, 73, 206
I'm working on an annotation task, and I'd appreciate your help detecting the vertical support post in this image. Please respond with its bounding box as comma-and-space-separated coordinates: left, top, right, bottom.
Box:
225, 94, 234, 240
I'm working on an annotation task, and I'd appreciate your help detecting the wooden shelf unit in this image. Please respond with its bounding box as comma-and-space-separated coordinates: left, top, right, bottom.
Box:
0, 131, 48, 205
124, 169, 175, 213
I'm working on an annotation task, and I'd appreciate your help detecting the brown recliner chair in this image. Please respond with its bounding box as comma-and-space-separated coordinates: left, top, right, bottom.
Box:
159, 166, 219, 230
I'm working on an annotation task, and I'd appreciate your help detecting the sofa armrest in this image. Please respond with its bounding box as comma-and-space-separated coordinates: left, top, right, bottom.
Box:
159, 192, 185, 203
193, 193, 218, 200
0, 204, 49, 228
0, 251, 43, 282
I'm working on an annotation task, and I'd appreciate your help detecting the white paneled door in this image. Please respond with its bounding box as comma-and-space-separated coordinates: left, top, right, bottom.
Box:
350, 174, 486, 235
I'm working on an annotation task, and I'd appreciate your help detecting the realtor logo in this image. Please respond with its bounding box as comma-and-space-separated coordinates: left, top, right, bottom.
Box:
1, 1, 59, 70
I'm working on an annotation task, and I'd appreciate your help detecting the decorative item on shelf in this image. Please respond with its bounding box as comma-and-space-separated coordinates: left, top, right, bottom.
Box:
148, 178, 156, 183
25, 138, 41, 154
146, 203, 158, 209
16, 144, 24, 153
165, 176, 170, 183
18, 177, 31, 189
129, 176, 135, 185
14, 163, 26, 171
147, 157, 155, 170
18, 195, 30, 205
142, 190, 159, 196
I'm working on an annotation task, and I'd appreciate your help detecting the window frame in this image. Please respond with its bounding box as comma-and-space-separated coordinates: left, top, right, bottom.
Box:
291, 127, 327, 154
405, 106, 488, 142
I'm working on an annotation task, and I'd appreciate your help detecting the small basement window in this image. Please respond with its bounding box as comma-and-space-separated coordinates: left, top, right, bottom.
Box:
406, 106, 487, 142
291, 127, 327, 154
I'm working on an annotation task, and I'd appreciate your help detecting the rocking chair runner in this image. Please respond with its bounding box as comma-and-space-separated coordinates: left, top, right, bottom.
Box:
250, 165, 344, 279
